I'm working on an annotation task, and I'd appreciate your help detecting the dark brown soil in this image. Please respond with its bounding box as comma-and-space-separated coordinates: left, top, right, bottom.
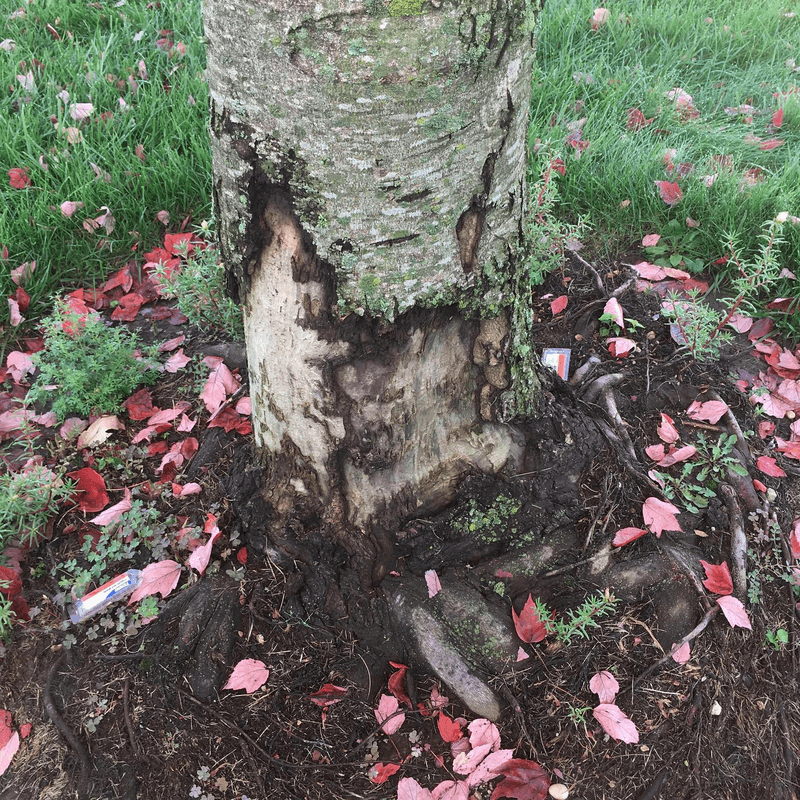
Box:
1, 253, 799, 800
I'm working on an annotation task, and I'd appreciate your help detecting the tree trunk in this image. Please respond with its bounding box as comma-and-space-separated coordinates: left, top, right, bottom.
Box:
203, 0, 542, 570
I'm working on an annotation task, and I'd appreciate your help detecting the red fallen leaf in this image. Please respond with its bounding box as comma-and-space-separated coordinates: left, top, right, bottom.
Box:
717, 595, 751, 630
593, 703, 639, 743
643, 497, 682, 535
627, 108, 654, 131
223, 658, 269, 693
512, 594, 548, 643
0, 731, 20, 778
589, 671, 619, 704
603, 297, 625, 328
438, 712, 464, 743
0, 566, 22, 600
68, 467, 109, 512
207, 407, 246, 433
147, 441, 169, 457
369, 762, 401, 784
790, 519, 800, 560
375, 694, 404, 734
488, 758, 550, 800
469, 718, 501, 751
8, 167, 31, 189
748, 317, 774, 342
188, 526, 221, 575
656, 445, 697, 467
425, 569, 442, 598
200, 362, 240, 414
630, 261, 668, 281
753, 479, 767, 492
236, 546, 248, 565
13, 286, 29, 314
19, 723, 31, 739
671, 641, 691, 664
773, 108, 785, 128
757, 455, 786, 477
163, 232, 195, 257
641, 233, 660, 247
128, 559, 182, 603
398, 777, 435, 800
657, 412, 679, 444
90, 488, 132, 526
699, 560, 733, 595
655, 180, 682, 205
308, 684, 348, 707
102, 266, 133, 293
607, 337, 636, 357
123, 388, 157, 420
612, 527, 648, 546
550, 295, 568, 315
110, 292, 145, 322
388, 661, 412, 708
686, 399, 728, 424
759, 138, 784, 150
0, 711, 12, 750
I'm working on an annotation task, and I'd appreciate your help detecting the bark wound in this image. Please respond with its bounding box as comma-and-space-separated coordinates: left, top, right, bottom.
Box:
473, 315, 510, 421
456, 203, 484, 273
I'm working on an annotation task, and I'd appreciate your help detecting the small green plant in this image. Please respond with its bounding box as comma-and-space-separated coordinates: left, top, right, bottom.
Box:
662, 217, 785, 362
535, 591, 619, 645
0, 588, 15, 642
150, 223, 244, 339
764, 628, 789, 650
566, 703, 593, 729
26, 300, 160, 421
652, 432, 748, 514
0, 464, 74, 553
643, 218, 706, 274
452, 495, 521, 543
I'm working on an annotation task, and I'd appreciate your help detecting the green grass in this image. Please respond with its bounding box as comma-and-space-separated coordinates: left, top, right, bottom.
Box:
0, 0, 210, 323
530, 0, 800, 335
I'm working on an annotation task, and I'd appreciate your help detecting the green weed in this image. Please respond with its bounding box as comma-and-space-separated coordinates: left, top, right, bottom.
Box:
26, 299, 160, 421
535, 591, 619, 645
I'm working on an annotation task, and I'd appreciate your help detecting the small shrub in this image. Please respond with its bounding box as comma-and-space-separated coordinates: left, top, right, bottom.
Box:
26, 300, 160, 421
150, 228, 244, 340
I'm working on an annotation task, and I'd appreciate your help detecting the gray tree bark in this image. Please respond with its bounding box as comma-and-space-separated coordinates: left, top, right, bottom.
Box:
203, 0, 543, 570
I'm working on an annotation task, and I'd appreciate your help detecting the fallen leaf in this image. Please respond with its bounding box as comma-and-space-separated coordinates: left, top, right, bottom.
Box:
388, 661, 412, 708
717, 595, 752, 630
76, 415, 124, 449
700, 560, 733, 595
397, 777, 434, 800
671, 641, 691, 664
612, 527, 648, 546
223, 658, 269, 693
629, 261, 668, 281
375, 694, 404, 735
488, 758, 550, 800
67, 467, 109, 512
593, 703, 639, 743
188, 526, 221, 575
369, 762, 401, 784
309, 684, 348, 707
603, 297, 625, 328
164, 349, 191, 373
437, 713, 463, 743
655, 180, 682, 206
757, 455, 786, 477
128, 559, 182, 603
469, 718, 501, 751
512, 594, 548, 643
550, 295, 568, 315
467, 748, 515, 787
790, 519, 800, 559
90, 488, 132, 526
657, 413, 679, 443
0, 731, 20, 778
607, 337, 636, 357
425, 569, 442, 598
589, 671, 619, 704
453, 743, 492, 775
643, 497, 682, 535
591, 7, 610, 29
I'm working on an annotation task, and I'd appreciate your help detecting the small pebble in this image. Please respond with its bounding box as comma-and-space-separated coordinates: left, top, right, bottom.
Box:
710, 700, 722, 716
549, 784, 569, 800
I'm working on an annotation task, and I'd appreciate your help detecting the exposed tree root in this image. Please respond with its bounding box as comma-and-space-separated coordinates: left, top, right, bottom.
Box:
633, 605, 719, 689
720, 483, 748, 601
43, 652, 92, 799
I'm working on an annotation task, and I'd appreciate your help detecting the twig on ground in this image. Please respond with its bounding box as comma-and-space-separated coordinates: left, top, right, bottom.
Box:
123, 678, 140, 758
720, 484, 748, 601
570, 251, 606, 295
633, 605, 719, 688
44, 652, 92, 799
